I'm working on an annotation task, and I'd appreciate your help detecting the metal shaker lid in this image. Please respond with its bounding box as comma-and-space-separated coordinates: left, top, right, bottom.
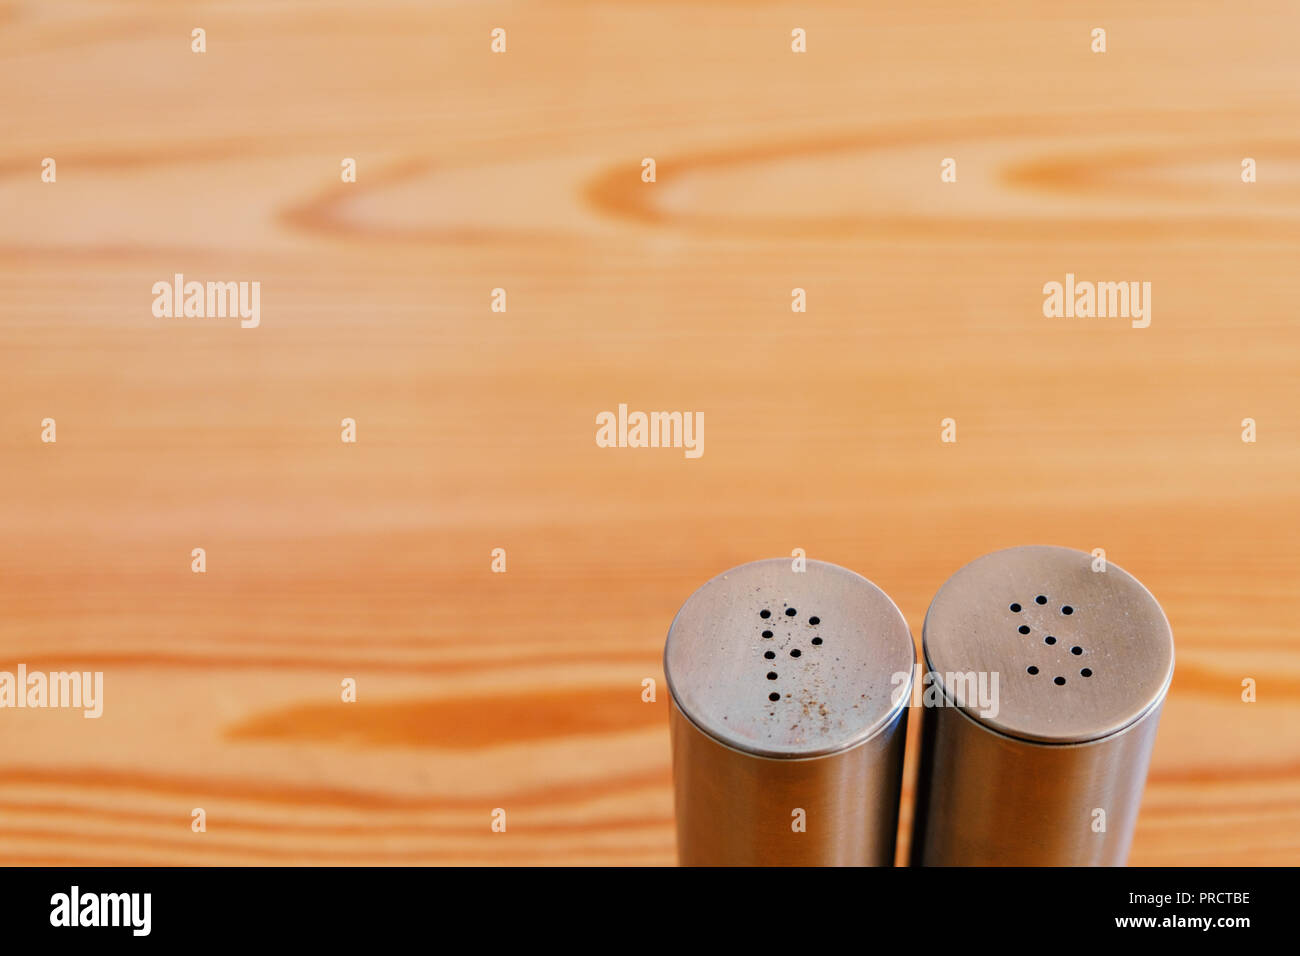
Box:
664, 558, 915, 759
922, 545, 1174, 744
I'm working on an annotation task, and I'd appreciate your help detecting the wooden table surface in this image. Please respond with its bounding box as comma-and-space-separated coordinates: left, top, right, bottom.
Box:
2, 1, 1297, 865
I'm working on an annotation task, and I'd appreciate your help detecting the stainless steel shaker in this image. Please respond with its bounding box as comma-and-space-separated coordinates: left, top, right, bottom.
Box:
665, 558, 914, 865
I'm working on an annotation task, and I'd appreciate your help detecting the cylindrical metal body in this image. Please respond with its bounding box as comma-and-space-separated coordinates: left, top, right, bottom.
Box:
910, 545, 1174, 866
665, 558, 914, 865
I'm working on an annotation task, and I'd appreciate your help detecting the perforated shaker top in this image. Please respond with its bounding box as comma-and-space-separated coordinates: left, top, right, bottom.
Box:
664, 559, 915, 758
923, 545, 1174, 744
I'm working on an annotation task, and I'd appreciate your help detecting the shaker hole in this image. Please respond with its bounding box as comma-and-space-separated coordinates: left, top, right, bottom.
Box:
1054, 676, 1066, 685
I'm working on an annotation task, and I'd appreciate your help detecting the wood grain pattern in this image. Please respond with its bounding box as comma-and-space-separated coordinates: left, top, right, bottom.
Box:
2, 1, 1298, 865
